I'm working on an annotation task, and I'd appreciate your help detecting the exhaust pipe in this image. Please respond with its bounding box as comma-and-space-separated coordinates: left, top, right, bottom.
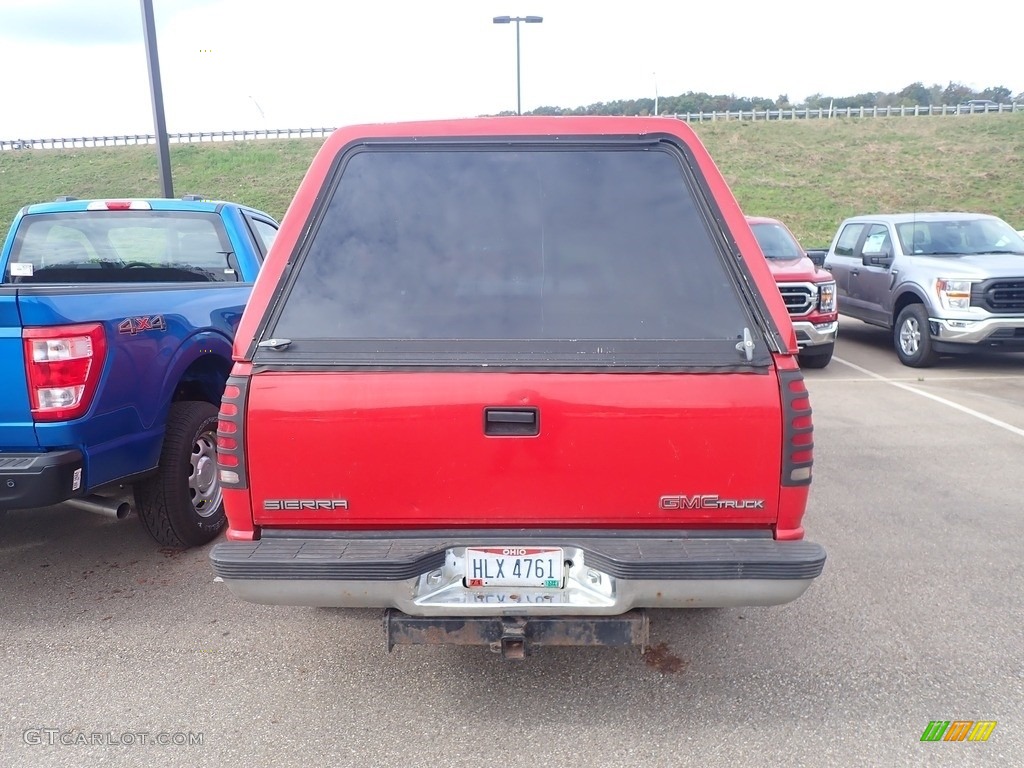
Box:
66, 495, 132, 520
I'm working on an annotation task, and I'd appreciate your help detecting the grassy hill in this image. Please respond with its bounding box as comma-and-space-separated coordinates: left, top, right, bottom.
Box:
1, 114, 1022, 246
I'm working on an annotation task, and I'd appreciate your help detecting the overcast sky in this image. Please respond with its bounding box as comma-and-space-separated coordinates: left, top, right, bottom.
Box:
0, 0, 1019, 138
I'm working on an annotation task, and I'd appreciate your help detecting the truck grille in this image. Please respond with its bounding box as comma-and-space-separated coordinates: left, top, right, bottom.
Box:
971, 279, 1024, 313
777, 283, 816, 316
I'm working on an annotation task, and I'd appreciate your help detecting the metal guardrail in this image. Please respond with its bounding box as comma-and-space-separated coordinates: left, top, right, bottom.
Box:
0, 104, 1019, 151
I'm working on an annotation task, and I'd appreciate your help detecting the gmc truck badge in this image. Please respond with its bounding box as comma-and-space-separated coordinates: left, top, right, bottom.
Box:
660, 495, 766, 510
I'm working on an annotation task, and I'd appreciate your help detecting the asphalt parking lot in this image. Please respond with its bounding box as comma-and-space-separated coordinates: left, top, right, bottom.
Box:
2, 317, 1022, 768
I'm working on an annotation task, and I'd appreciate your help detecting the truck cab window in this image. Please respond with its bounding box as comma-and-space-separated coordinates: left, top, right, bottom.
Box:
834, 224, 864, 256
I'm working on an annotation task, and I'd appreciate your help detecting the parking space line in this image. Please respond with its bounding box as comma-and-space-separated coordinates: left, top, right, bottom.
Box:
812, 374, 1024, 383
832, 356, 1024, 439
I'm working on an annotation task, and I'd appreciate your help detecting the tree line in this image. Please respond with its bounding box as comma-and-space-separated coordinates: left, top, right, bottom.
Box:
510, 82, 1019, 117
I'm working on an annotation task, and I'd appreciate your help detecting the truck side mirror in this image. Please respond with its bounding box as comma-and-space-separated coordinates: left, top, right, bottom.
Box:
805, 250, 827, 268
862, 249, 893, 268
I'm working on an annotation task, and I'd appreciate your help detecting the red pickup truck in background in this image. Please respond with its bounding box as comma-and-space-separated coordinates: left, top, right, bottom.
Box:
746, 216, 838, 368
210, 117, 826, 658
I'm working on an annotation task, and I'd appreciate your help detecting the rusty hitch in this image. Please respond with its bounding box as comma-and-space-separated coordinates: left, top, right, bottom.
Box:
383, 610, 649, 659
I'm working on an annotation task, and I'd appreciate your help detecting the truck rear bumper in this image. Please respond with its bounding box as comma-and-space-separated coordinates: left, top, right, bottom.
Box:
932, 316, 1024, 347
210, 530, 826, 615
0, 449, 83, 509
792, 319, 838, 348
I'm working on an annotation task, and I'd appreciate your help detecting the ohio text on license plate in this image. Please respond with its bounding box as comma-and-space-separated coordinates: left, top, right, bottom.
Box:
465, 547, 564, 588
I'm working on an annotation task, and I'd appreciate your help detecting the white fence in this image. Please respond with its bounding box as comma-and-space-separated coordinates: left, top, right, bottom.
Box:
0, 127, 337, 151
669, 102, 1021, 122
1, 104, 1020, 151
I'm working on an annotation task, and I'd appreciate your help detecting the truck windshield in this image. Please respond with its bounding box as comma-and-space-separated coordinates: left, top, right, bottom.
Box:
270, 145, 761, 362
6, 211, 238, 283
749, 222, 804, 259
896, 219, 1024, 256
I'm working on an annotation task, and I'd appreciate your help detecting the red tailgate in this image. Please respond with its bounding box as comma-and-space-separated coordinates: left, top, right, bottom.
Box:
245, 371, 781, 530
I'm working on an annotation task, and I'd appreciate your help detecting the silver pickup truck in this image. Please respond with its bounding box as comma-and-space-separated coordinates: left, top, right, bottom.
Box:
824, 212, 1024, 366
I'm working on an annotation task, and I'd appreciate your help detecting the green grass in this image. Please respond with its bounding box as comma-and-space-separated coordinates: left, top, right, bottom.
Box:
694, 114, 1024, 244
0, 140, 323, 245
2, 114, 1023, 246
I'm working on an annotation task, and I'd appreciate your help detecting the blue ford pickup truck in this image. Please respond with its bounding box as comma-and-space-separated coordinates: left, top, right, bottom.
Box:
0, 196, 278, 547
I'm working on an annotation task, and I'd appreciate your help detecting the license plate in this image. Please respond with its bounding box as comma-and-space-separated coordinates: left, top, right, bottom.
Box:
464, 547, 564, 589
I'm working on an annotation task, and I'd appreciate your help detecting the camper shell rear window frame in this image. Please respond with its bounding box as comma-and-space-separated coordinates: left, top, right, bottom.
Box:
251, 134, 783, 372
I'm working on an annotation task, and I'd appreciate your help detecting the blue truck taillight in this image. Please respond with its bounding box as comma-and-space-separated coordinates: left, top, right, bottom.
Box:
23, 323, 107, 422
217, 375, 249, 489
779, 369, 813, 486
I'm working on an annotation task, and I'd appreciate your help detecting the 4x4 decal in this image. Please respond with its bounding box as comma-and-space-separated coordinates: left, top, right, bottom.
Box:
118, 315, 167, 335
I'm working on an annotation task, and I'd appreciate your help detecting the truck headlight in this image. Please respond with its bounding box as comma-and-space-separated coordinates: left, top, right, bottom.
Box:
936, 279, 972, 310
817, 281, 837, 314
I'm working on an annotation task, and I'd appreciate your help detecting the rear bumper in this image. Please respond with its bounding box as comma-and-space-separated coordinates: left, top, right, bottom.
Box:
792, 319, 838, 348
210, 529, 826, 615
0, 449, 83, 509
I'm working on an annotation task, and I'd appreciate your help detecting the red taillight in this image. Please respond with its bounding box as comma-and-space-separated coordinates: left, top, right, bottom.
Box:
779, 369, 813, 486
792, 414, 813, 431
219, 453, 239, 467
23, 323, 107, 421
217, 376, 249, 489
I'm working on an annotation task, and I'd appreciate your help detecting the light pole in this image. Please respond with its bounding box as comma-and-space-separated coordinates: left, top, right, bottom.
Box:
140, 0, 173, 197
492, 15, 543, 115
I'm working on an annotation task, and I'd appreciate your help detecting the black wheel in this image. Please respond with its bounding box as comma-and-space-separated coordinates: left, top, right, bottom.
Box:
135, 401, 225, 548
894, 304, 938, 367
798, 343, 834, 369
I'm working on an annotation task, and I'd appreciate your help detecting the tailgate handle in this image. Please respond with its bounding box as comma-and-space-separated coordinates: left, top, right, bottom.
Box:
484, 407, 539, 436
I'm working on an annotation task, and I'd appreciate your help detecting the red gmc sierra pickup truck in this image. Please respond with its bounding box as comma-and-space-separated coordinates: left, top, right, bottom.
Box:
210, 116, 826, 658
